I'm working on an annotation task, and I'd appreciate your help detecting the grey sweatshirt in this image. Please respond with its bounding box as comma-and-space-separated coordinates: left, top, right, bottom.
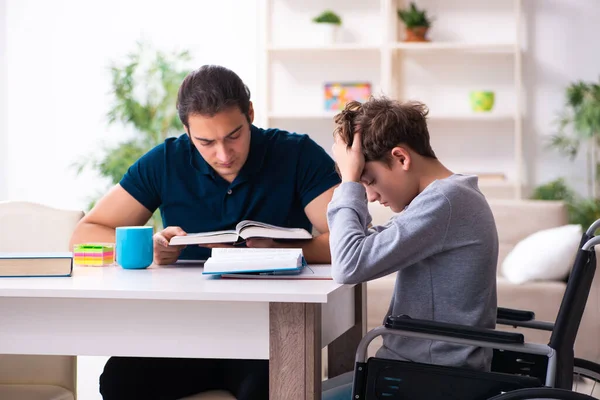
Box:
327, 174, 498, 371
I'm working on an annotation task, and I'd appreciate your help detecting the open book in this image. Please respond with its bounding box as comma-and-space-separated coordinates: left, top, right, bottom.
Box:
202, 248, 306, 276
169, 220, 312, 246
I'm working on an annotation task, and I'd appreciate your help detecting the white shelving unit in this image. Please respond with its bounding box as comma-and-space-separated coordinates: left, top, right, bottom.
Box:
259, 0, 524, 199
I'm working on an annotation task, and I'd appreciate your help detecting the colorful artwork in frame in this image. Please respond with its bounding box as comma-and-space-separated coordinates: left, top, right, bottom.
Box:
324, 82, 372, 111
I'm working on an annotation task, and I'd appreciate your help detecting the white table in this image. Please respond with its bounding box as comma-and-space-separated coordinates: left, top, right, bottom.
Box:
0, 264, 365, 399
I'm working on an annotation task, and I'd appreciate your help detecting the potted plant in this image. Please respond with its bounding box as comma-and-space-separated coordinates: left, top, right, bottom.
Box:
550, 78, 600, 198
73, 41, 191, 229
312, 10, 342, 45
397, 2, 432, 42
531, 178, 600, 231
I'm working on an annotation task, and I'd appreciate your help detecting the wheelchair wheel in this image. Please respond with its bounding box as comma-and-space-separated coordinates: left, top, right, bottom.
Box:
573, 358, 600, 397
487, 387, 598, 399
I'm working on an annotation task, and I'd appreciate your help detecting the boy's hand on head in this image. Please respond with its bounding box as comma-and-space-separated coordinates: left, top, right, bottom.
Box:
332, 132, 365, 183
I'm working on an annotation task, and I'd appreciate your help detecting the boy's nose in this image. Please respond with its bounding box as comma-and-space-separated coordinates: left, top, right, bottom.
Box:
365, 187, 379, 203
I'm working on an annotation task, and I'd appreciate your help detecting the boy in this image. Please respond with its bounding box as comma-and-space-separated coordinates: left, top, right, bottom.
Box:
324, 97, 498, 398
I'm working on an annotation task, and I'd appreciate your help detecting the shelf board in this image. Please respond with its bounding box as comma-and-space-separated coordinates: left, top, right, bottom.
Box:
428, 113, 515, 121
268, 42, 515, 53
478, 180, 515, 187
267, 111, 338, 119
268, 111, 514, 121
267, 43, 380, 52
392, 42, 516, 53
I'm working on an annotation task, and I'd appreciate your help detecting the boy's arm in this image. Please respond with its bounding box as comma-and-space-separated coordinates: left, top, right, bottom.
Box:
327, 182, 451, 284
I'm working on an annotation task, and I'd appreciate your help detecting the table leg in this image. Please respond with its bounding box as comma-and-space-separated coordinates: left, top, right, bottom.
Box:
269, 302, 322, 400
327, 283, 367, 378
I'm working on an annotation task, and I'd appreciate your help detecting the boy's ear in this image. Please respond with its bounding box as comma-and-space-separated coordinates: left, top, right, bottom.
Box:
390, 146, 411, 170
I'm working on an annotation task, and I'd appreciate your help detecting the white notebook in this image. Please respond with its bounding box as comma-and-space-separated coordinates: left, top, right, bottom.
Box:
201, 248, 306, 276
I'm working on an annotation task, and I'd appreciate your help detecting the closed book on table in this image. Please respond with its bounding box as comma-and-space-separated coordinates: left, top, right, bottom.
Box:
202, 248, 306, 276
0, 253, 74, 277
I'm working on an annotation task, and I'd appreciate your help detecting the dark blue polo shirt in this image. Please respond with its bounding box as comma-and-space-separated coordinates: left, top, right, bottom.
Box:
119, 125, 341, 260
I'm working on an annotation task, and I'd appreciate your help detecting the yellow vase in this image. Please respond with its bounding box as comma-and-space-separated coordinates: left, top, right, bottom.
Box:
470, 91, 495, 112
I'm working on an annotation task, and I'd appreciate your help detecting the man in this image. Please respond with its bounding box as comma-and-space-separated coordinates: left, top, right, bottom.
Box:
70, 65, 340, 399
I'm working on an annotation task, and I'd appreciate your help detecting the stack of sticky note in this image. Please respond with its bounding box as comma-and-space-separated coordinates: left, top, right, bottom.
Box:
73, 244, 115, 266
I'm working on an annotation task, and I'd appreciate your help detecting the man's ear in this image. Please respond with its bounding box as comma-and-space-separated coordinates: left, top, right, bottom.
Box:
390, 146, 411, 170
248, 102, 255, 124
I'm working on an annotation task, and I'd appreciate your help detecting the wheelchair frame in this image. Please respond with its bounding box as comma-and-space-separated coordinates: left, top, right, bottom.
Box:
349, 220, 600, 399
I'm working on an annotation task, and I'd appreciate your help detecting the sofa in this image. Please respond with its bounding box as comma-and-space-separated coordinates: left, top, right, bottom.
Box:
365, 199, 600, 363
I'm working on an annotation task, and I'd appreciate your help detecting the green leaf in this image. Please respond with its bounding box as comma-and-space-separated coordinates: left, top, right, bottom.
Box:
397, 2, 432, 28
73, 40, 191, 222
312, 10, 342, 25
549, 77, 600, 166
530, 178, 576, 203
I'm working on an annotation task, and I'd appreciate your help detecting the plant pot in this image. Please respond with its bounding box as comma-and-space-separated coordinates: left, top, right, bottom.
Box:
470, 91, 495, 112
313, 23, 340, 45
404, 26, 429, 42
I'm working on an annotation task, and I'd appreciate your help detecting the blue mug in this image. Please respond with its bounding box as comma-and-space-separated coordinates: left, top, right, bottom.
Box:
116, 226, 154, 269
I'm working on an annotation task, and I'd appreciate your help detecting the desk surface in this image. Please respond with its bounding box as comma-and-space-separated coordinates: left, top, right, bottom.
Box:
0, 264, 344, 303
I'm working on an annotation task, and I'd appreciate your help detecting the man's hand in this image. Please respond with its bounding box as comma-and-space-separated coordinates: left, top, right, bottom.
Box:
246, 238, 281, 248
332, 132, 364, 183
153, 226, 187, 265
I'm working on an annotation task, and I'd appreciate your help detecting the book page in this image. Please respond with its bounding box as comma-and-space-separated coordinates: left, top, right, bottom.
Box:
185, 230, 237, 238
169, 230, 238, 246
236, 220, 298, 232
234, 221, 312, 240
210, 248, 303, 259
221, 266, 332, 280
203, 248, 304, 274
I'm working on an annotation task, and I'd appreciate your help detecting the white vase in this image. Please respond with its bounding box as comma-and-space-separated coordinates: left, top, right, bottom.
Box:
314, 23, 339, 45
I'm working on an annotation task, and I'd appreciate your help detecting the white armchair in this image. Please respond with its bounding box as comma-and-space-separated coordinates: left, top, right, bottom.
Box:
0, 201, 83, 400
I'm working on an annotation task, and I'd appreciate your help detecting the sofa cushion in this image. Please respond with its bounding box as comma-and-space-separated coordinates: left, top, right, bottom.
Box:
501, 224, 582, 284
0, 385, 74, 400
488, 200, 568, 268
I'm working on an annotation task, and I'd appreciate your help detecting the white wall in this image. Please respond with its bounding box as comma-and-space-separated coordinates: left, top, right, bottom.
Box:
4, 0, 259, 210
2, 0, 600, 207
524, 0, 600, 197
0, 0, 7, 200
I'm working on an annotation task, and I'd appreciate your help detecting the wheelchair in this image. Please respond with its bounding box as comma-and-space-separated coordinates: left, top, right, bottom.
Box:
350, 219, 600, 399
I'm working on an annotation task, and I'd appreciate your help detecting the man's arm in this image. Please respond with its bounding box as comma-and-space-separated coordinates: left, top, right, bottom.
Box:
246, 186, 336, 264
69, 184, 153, 248
299, 185, 337, 264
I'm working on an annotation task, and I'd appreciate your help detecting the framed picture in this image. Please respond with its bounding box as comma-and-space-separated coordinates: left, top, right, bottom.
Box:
324, 82, 372, 111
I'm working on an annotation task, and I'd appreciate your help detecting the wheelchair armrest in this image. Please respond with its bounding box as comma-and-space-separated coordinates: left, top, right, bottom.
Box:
497, 307, 535, 322
385, 315, 524, 344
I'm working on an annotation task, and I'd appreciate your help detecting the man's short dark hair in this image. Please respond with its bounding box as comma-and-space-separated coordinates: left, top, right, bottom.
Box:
177, 65, 251, 128
334, 97, 436, 162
